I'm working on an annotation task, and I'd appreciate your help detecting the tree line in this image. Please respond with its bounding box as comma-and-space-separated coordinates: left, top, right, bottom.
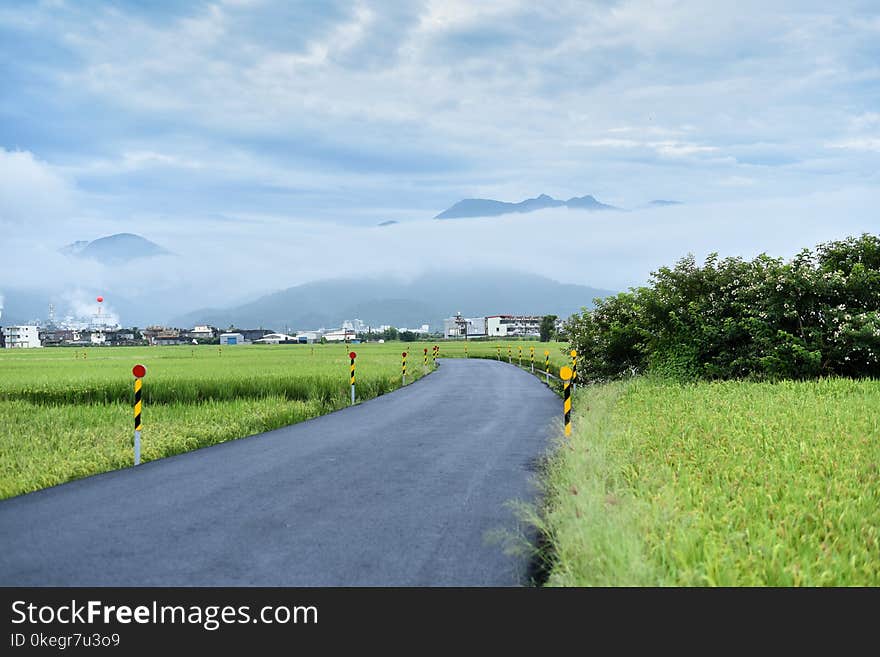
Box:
566, 233, 880, 381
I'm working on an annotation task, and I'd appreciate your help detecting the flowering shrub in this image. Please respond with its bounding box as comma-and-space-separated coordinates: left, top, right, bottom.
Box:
566, 233, 880, 380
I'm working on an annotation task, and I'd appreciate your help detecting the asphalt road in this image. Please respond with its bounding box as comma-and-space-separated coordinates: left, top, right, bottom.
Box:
0, 358, 560, 586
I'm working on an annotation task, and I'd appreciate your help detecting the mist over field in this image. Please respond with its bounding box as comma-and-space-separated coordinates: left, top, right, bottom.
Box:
0, 153, 878, 325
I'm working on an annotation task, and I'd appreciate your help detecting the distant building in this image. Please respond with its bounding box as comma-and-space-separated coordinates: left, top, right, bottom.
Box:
399, 324, 431, 335
323, 329, 357, 342
105, 330, 138, 346
443, 314, 487, 339
187, 325, 217, 341
154, 328, 185, 346
232, 328, 273, 343
39, 328, 79, 346
486, 315, 543, 338
342, 319, 367, 333
3, 325, 41, 349
253, 333, 297, 344
219, 332, 245, 346
295, 331, 320, 344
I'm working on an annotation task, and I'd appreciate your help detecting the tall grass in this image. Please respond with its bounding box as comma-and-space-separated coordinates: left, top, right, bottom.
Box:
540, 377, 880, 586
0, 396, 335, 499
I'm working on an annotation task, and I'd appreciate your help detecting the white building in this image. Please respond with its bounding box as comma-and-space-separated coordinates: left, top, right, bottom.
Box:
189, 325, 216, 340
411, 324, 431, 335
324, 329, 357, 342
486, 315, 543, 338
342, 319, 367, 333
253, 333, 296, 344
443, 314, 487, 339
219, 332, 245, 346
295, 331, 321, 344
3, 325, 42, 349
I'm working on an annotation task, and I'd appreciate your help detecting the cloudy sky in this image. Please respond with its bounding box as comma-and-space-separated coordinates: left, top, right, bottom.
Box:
1, 0, 879, 319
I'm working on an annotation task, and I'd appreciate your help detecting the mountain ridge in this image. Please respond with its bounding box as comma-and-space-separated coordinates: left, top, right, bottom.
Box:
172, 270, 615, 331
435, 193, 619, 219
60, 233, 170, 264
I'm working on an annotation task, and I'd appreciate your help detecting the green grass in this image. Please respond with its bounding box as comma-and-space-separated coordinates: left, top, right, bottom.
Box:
539, 377, 880, 586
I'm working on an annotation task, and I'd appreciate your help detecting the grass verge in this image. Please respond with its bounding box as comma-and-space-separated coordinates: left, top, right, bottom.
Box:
537, 377, 880, 586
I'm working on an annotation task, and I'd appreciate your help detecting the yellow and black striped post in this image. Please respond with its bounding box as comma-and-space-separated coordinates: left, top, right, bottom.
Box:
507, 345, 512, 364
423, 347, 428, 373
530, 346, 535, 373
401, 351, 407, 385
560, 366, 573, 437
570, 349, 578, 393
496, 345, 500, 360
464, 344, 468, 358
432, 345, 438, 366
132, 364, 146, 465
544, 350, 550, 384
518, 345, 522, 366
349, 351, 357, 405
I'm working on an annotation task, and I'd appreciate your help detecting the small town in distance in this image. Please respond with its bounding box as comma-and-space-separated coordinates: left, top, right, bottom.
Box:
0, 298, 561, 348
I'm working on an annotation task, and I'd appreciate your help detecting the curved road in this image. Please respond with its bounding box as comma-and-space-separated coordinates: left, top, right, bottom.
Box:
0, 359, 559, 586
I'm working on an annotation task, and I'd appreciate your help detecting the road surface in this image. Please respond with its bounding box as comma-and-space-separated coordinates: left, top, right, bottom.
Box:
0, 358, 560, 586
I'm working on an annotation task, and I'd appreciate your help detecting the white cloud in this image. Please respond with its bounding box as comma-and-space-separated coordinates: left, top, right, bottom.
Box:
0, 149, 76, 228
826, 138, 880, 152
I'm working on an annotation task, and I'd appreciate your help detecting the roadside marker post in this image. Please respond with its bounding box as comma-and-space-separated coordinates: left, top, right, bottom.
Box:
496, 345, 500, 360
464, 344, 468, 358
507, 345, 512, 363
423, 348, 428, 373
530, 346, 535, 373
560, 366, 573, 437
401, 351, 407, 385
349, 351, 357, 405
544, 350, 550, 383
570, 349, 578, 394
432, 345, 438, 366
132, 364, 146, 466
518, 345, 522, 366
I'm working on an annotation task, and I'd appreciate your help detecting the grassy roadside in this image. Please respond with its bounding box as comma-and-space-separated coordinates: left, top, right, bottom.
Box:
0, 343, 438, 499
0, 396, 339, 499
536, 377, 880, 586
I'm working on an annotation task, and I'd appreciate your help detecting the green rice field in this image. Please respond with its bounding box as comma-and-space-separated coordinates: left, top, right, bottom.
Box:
0, 340, 567, 499
538, 377, 880, 586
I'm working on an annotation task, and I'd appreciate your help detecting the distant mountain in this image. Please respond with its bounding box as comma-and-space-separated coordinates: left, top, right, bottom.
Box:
172, 270, 616, 332
60, 233, 170, 264
435, 193, 618, 219
648, 199, 682, 207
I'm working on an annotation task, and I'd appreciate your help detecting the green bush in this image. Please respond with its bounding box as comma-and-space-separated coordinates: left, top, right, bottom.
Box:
567, 233, 880, 380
